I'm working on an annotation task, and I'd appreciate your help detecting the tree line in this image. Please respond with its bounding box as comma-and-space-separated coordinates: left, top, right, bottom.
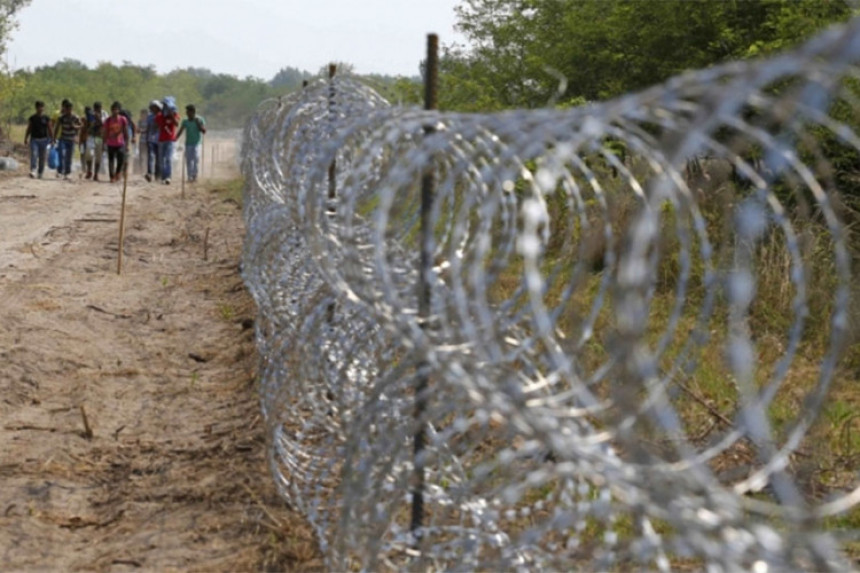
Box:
0, 2, 854, 129
417, 0, 860, 203
438, 0, 857, 110
0, 59, 420, 133
0, 61, 321, 131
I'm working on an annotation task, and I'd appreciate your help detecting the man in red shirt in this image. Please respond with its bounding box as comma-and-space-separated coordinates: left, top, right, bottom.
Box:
155, 103, 180, 184
102, 101, 130, 182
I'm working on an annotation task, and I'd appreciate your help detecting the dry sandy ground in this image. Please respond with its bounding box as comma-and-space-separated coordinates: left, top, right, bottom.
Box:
0, 145, 319, 571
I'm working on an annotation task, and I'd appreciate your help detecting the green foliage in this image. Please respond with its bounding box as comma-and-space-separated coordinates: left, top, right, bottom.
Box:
270, 66, 313, 90
438, 0, 860, 208
386, 77, 423, 106
444, 0, 855, 110
8, 60, 286, 129
0, 0, 31, 129
0, 0, 29, 53
355, 73, 423, 107
8, 59, 424, 130
438, 45, 510, 111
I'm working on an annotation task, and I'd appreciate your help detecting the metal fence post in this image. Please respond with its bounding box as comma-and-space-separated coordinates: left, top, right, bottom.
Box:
326, 64, 338, 324
411, 32, 439, 545
328, 63, 337, 209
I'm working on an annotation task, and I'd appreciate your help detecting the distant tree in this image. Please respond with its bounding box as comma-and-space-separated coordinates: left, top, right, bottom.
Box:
447, 0, 856, 109
270, 66, 312, 90
387, 76, 422, 106
0, 1, 30, 133
182, 66, 215, 79
438, 43, 517, 111
8, 60, 282, 129
0, 0, 29, 53
351, 72, 421, 106
320, 62, 356, 76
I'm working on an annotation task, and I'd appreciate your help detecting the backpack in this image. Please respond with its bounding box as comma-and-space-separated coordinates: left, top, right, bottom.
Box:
119, 109, 136, 137
162, 96, 177, 113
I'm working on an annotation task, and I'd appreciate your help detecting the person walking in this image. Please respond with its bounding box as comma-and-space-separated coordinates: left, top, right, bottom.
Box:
144, 100, 162, 182
49, 105, 61, 177
102, 101, 129, 183
117, 104, 137, 176
136, 108, 148, 174
155, 99, 180, 185
81, 102, 108, 180
175, 104, 206, 183
79, 106, 92, 176
24, 100, 53, 179
53, 99, 83, 180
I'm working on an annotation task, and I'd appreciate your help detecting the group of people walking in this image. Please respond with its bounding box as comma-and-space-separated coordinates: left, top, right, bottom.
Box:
24, 97, 207, 185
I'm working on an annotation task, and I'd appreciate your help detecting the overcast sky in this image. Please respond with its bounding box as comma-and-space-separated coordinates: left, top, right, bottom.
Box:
7, 0, 465, 79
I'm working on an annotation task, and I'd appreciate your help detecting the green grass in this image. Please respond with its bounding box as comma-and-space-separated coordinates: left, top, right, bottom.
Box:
468, 171, 860, 563
7, 123, 26, 143
218, 302, 235, 321
204, 176, 244, 206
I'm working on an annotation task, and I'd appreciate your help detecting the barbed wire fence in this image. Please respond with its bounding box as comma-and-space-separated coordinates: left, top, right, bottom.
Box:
241, 22, 860, 572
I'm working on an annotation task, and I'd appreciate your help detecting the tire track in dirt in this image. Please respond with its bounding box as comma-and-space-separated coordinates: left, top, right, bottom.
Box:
0, 173, 319, 571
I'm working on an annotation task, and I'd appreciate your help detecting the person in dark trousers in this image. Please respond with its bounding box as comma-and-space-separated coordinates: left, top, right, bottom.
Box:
24, 100, 53, 179
79, 106, 92, 175
136, 108, 148, 174
53, 99, 82, 180
156, 100, 180, 184
102, 102, 130, 183
145, 100, 162, 182
119, 105, 137, 170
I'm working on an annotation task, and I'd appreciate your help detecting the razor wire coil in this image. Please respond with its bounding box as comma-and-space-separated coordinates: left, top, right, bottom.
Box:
242, 21, 860, 572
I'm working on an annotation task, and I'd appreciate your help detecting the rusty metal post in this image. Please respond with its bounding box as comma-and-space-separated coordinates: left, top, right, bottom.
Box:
326, 64, 339, 324
411, 32, 438, 544
327, 63, 337, 210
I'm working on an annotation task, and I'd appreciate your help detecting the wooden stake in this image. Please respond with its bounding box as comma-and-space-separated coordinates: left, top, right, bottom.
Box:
79, 405, 93, 440
117, 166, 128, 275
181, 147, 186, 199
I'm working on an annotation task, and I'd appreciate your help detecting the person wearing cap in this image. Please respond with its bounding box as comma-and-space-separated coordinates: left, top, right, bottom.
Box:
144, 100, 162, 182
176, 104, 206, 183
155, 99, 180, 184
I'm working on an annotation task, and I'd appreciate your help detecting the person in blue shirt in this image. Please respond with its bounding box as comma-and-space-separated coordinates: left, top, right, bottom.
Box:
144, 100, 162, 182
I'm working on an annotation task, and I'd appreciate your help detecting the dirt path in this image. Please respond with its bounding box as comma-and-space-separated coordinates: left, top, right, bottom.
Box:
0, 161, 318, 571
